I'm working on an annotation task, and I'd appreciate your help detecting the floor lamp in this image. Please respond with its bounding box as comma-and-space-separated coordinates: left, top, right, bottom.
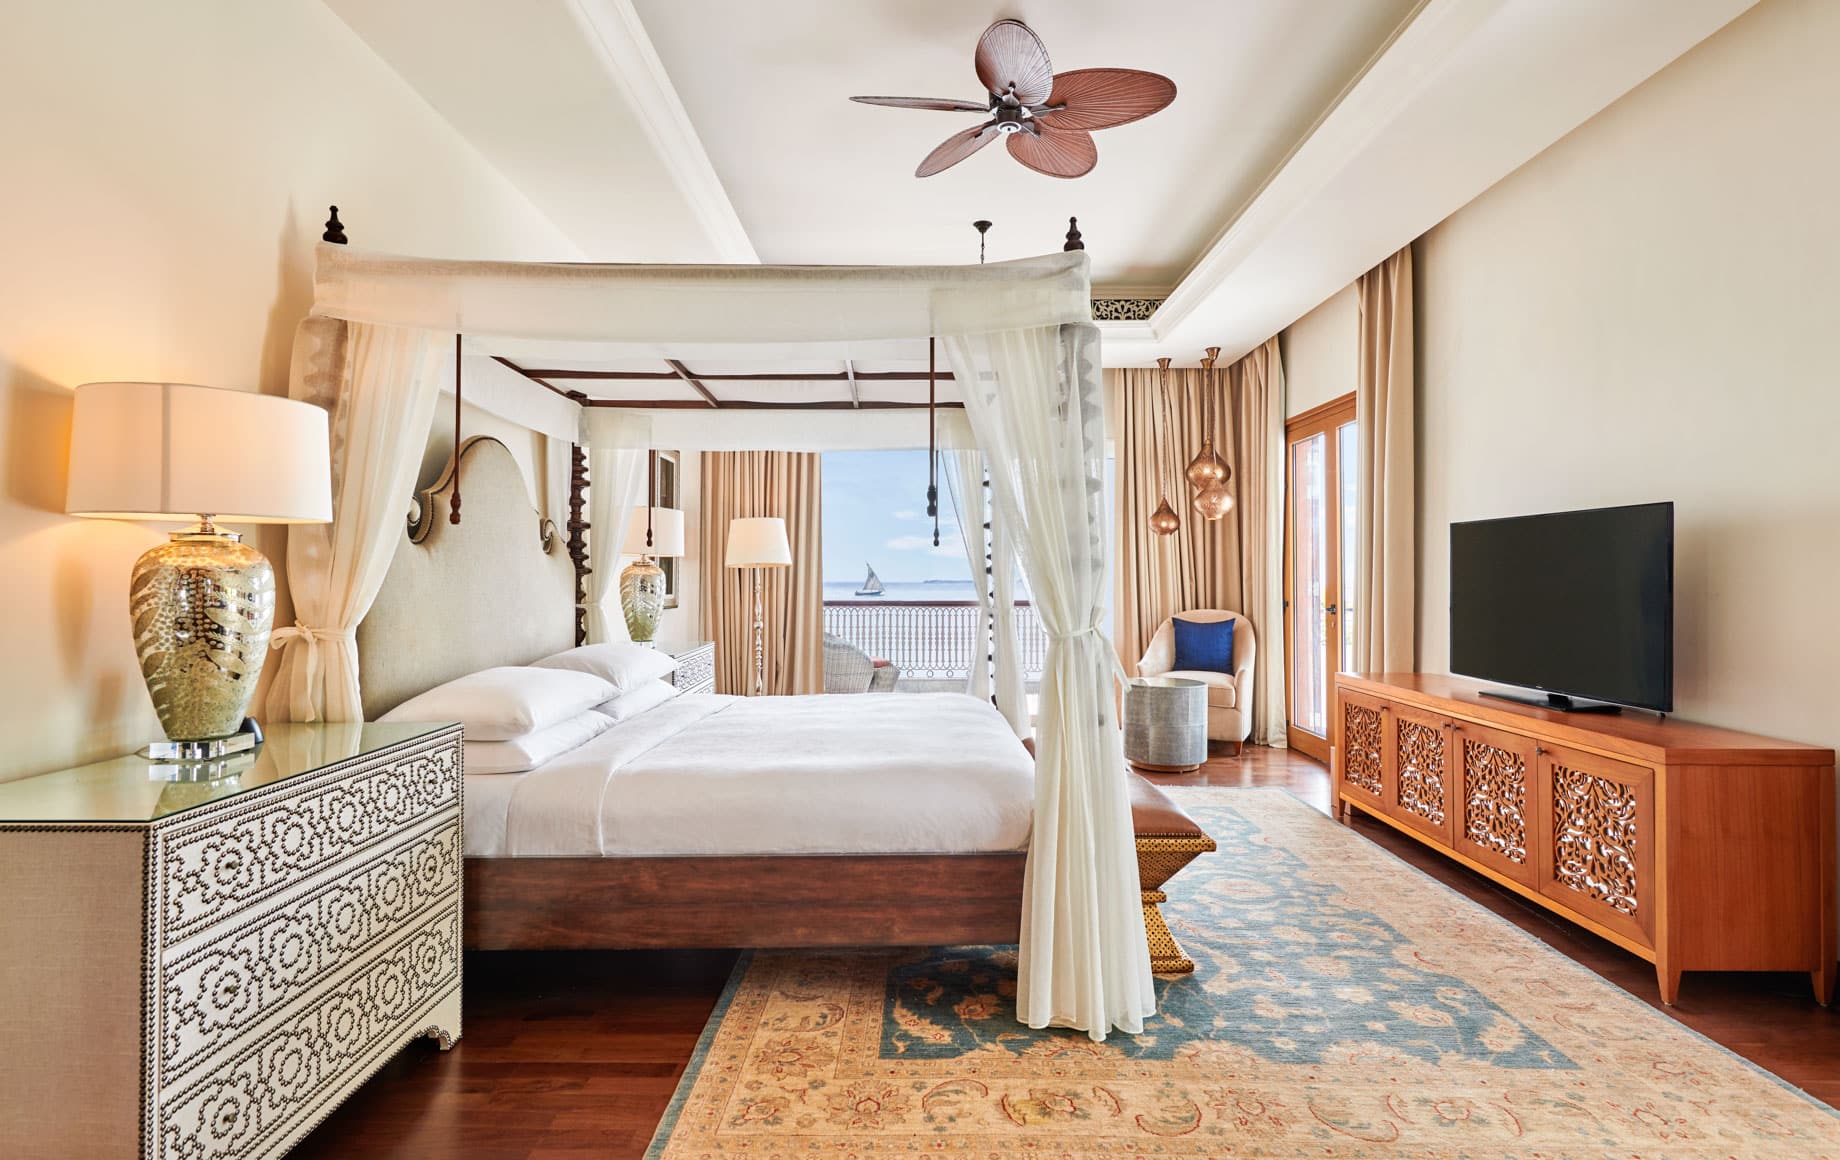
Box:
724, 516, 791, 696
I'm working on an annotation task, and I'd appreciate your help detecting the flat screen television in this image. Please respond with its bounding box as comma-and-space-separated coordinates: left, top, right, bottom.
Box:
1449, 502, 1673, 713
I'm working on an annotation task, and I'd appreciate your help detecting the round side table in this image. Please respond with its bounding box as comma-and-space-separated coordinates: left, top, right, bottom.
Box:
1124, 676, 1209, 774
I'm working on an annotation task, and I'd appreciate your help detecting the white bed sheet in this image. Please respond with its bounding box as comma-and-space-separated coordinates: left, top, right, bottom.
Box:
463, 692, 1035, 857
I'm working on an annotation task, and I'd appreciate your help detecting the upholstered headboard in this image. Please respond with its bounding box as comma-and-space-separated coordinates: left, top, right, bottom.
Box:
356, 436, 576, 719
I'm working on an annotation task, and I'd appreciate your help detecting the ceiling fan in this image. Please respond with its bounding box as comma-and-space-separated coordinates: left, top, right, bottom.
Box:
851, 19, 1176, 179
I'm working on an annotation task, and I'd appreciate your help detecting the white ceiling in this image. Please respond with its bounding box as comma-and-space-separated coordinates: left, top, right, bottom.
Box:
327, 0, 1758, 385
630, 0, 1421, 289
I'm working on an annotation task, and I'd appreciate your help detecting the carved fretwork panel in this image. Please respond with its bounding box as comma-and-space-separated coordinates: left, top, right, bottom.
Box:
1395, 718, 1447, 826
1551, 764, 1641, 918
1462, 736, 1528, 865
1342, 703, 1384, 796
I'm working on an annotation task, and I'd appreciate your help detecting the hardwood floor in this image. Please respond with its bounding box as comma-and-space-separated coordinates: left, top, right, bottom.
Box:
295, 744, 1840, 1158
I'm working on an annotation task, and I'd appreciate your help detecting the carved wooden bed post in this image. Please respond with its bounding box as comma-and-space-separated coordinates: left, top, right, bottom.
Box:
567, 390, 591, 645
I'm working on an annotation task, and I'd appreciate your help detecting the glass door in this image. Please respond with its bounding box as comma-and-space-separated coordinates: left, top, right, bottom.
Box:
1284, 396, 1357, 762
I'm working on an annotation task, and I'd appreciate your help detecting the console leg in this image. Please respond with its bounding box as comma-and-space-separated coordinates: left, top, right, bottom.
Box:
1657, 963, 1682, 1006
1813, 961, 1836, 1006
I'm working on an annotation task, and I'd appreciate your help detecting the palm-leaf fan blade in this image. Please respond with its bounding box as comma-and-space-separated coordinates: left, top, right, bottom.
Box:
1006, 128, 1097, 179
850, 95, 991, 112
975, 19, 1053, 104
1034, 68, 1177, 131
916, 123, 1000, 177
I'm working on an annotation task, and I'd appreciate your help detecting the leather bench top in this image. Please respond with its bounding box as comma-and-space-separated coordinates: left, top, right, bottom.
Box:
1129, 772, 1206, 838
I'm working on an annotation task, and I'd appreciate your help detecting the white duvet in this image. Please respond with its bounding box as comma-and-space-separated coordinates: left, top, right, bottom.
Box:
464, 692, 1035, 857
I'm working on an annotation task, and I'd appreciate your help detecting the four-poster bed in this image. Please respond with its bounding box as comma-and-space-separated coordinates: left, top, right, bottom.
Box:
275, 209, 1194, 1039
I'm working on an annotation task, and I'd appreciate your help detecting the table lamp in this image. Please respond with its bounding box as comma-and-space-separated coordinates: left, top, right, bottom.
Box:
66, 382, 332, 756
619, 505, 685, 643
723, 516, 791, 696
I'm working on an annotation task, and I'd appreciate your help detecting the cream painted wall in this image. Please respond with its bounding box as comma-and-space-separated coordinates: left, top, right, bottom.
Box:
1280, 285, 1358, 419
0, 0, 578, 782
1416, 0, 1839, 752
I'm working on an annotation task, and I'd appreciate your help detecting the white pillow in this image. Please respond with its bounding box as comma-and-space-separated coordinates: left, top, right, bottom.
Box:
532, 642, 678, 695
592, 678, 681, 723
380, 666, 615, 741
464, 709, 614, 775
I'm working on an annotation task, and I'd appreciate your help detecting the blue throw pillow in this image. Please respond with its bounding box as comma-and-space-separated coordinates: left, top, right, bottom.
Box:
1171, 616, 1235, 675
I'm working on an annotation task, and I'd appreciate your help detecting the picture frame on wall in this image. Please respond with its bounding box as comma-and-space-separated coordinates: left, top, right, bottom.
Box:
656, 450, 680, 608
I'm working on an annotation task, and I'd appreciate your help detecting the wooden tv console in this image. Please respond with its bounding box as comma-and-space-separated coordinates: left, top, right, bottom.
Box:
1333, 672, 1835, 1005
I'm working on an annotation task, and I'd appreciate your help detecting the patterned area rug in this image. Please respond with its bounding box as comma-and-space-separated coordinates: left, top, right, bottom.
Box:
646, 788, 1840, 1158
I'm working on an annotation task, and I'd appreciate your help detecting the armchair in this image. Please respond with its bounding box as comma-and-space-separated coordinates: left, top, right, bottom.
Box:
822, 634, 900, 694
1138, 611, 1255, 754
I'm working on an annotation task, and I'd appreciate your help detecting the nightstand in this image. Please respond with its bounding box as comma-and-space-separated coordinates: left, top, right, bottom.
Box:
661, 640, 716, 694
0, 722, 462, 1160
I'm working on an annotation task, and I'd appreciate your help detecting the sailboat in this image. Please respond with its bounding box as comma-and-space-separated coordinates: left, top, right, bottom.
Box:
855, 563, 885, 597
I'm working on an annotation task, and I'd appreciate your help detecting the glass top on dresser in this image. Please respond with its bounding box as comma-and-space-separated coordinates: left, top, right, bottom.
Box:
0, 722, 454, 824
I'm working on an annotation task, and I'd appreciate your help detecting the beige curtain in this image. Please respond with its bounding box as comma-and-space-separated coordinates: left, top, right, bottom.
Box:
1230, 339, 1288, 746
700, 451, 823, 695
1355, 247, 1416, 672
1106, 366, 1242, 671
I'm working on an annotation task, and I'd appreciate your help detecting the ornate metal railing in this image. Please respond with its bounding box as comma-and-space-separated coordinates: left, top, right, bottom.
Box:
823, 600, 1048, 683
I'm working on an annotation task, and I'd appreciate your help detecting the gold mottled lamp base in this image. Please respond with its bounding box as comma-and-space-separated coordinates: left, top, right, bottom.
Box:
620, 559, 666, 642
130, 526, 275, 743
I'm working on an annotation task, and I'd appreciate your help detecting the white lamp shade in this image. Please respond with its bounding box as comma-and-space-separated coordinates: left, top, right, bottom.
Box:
65, 382, 332, 524
724, 516, 791, 568
622, 506, 685, 557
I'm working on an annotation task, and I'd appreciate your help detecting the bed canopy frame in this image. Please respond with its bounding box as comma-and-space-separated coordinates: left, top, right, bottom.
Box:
278, 207, 1150, 1042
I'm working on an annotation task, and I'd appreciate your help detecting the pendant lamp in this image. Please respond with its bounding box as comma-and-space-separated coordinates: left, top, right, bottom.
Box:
1189, 346, 1236, 522
1184, 347, 1227, 491
1149, 357, 1180, 536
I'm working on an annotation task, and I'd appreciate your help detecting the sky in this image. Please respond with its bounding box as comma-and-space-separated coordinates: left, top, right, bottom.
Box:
820, 450, 970, 585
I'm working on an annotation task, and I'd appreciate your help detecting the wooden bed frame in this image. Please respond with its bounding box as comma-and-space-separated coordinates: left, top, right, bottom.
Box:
359, 428, 1214, 961
357, 435, 1047, 950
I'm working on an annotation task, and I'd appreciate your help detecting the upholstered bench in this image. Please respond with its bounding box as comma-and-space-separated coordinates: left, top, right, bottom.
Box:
1128, 773, 1217, 973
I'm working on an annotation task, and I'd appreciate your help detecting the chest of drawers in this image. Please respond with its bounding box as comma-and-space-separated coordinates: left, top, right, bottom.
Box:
664, 640, 716, 695
0, 722, 463, 1159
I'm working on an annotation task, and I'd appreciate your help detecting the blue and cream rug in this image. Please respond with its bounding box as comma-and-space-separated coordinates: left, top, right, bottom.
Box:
647, 788, 1840, 1157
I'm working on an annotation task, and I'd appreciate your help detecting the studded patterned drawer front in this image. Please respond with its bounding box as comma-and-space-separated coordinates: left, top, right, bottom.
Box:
1395, 718, 1448, 826
1341, 702, 1384, 796
671, 643, 715, 695
158, 814, 460, 1085
155, 904, 461, 1160
1462, 736, 1528, 864
1551, 764, 1641, 918
159, 738, 459, 947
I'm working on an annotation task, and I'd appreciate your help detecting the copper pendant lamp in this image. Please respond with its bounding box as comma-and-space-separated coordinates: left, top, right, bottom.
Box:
1187, 346, 1236, 522
1149, 357, 1180, 536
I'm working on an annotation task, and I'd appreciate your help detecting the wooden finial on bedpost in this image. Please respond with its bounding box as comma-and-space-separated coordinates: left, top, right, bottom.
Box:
566, 390, 592, 646
1063, 216, 1084, 252
322, 206, 348, 245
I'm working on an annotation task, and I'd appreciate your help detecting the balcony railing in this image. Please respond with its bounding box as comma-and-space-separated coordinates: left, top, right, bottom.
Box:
823, 600, 1048, 684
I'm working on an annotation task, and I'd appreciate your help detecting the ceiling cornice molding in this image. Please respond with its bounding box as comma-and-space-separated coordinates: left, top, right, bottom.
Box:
1151, 0, 1506, 338
1147, 0, 1759, 359
566, 0, 759, 263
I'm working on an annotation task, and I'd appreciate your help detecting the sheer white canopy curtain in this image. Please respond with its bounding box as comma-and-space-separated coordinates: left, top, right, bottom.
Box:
274, 242, 1151, 1040
582, 411, 651, 645
943, 447, 1028, 737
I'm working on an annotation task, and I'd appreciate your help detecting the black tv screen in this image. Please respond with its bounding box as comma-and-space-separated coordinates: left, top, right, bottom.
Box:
1449, 502, 1673, 712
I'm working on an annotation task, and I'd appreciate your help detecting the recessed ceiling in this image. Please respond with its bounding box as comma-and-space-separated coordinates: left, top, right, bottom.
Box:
630, 0, 1421, 289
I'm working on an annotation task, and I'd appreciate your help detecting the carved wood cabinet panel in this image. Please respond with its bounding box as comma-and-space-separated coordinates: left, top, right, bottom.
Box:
0, 724, 464, 1160
1389, 707, 1453, 843
1537, 743, 1655, 947
1451, 722, 1539, 887
1332, 673, 1837, 1008
1333, 691, 1388, 813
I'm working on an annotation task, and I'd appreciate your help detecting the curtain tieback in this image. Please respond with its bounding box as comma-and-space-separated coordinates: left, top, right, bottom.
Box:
270, 623, 358, 724
1046, 623, 1131, 684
